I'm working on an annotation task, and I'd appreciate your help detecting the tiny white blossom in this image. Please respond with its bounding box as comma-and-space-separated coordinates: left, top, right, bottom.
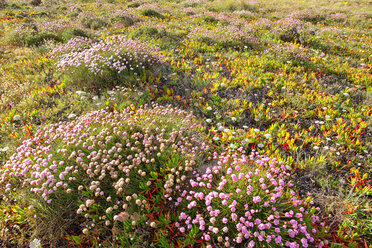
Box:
206, 106, 212, 111
254, 128, 260, 133
29, 238, 41, 248
258, 143, 264, 148
13, 115, 21, 121
75, 91, 87, 96
206, 119, 212, 123
313, 146, 319, 150
230, 144, 237, 149
0, 146, 9, 152
231, 117, 237, 122
68, 114, 76, 119
264, 134, 272, 139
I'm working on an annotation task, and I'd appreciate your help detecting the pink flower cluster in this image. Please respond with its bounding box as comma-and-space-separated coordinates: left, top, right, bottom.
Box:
49, 37, 95, 57
50, 35, 164, 75
174, 148, 322, 247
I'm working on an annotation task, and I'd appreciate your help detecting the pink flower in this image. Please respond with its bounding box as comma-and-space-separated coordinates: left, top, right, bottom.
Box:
253, 196, 261, 203
236, 236, 243, 243
247, 240, 255, 247
275, 235, 282, 244
231, 213, 237, 221
231, 174, 238, 182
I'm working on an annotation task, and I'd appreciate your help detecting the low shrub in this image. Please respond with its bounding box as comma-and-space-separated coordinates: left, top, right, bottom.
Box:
24, 32, 62, 46
80, 15, 108, 30
30, 0, 42, 6
110, 11, 136, 27
262, 43, 311, 67
289, 10, 326, 24
209, 0, 259, 13
129, 26, 159, 39
140, 8, 165, 19
5, 26, 62, 47
187, 26, 259, 50
127, 2, 140, 8
61, 28, 89, 40
0, 0, 7, 9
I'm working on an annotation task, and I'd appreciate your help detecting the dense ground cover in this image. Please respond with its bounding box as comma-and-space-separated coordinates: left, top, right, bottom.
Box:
0, 0, 370, 247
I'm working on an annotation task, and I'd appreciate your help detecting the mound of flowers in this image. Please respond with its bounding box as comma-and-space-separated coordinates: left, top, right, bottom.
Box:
49, 35, 165, 90
174, 148, 323, 248
0, 104, 208, 244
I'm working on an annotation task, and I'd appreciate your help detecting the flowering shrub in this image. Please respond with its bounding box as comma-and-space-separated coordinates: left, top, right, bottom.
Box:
49, 35, 164, 90
288, 9, 325, 24
175, 148, 322, 247
187, 26, 258, 50
110, 9, 137, 27
263, 43, 311, 66
5, 25, 62, 47
0, 104, 207, 244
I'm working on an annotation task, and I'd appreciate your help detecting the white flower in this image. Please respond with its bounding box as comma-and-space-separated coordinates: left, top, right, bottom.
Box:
242, 125, 249, 129
313, 146, 319, 150
230, 144, 237, 149
257, 143, 264, 148
68, 114, 76, 119
231, 117, 237, 122
264, 134, 272, 139
343, 93, 349, 97
218, 126, 225, 131
0, 146, 9, 152
323, 146, 329, 150
244, 138, 252, 143
13, 115, 21, 121
92, 96, 99, 101
223, 128, 230, 133
325, 115, 331, 120
213, 136, 220, 141
29, 238, 41, 248
254, 128, 260, 133
220, 83, 226, 88
206, 106, 212, 111
107, 90, 115, 95
75, 91, 87, 96
206, 119, 212, 123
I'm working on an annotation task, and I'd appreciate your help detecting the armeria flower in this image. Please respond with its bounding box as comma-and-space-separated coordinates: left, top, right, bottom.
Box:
253, 196, 261, 203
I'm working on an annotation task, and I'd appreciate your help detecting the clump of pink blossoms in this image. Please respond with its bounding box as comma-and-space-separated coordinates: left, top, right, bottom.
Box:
174, 147, 323, 248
